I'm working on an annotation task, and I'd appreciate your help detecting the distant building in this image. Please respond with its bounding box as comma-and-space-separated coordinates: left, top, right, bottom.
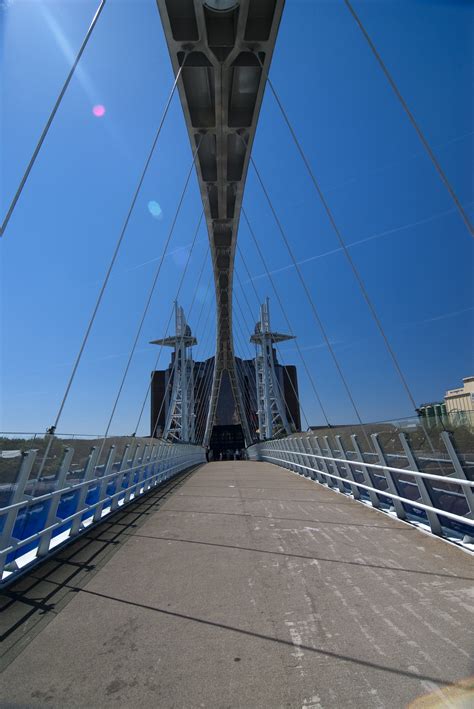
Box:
445, 376, 474, 414
150, 354, 301, 453
416, 377, 474, 430
444, 376, 474, 428
417, 402, 448, 429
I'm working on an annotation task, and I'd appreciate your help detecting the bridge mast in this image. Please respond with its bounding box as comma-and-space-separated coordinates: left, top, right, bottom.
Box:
150, 302, 197, 443
156, 0, 285, 446
251, 298, 294, 440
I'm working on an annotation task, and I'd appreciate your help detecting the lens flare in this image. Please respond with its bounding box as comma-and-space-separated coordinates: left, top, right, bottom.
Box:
147, 200, 163, 220
92, 104, 106, 118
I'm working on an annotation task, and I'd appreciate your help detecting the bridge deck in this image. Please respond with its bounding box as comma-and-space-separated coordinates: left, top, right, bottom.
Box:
1, 461, 473, 708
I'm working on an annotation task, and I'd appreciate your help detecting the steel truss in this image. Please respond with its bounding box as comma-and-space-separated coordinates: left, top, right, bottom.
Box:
251, 298, 293, 441
151, 303, 197, 443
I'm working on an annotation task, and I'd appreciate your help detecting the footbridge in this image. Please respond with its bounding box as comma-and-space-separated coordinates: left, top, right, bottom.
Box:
1, 1, 473, 707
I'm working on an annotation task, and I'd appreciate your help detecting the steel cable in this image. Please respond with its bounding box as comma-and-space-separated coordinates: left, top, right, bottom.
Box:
341, 0, 473, 238
247, 155, 372, 445
133, 210, 205, 435
233, 274, 305, 433
98, 136, 203, 449
255, 59, 445, 465
233, 263, 310, 431
1, 0, 108, 236
240, 211, 331, 428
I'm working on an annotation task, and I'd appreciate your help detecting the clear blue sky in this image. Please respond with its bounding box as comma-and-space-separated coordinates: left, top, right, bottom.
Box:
1, 0, 473, 435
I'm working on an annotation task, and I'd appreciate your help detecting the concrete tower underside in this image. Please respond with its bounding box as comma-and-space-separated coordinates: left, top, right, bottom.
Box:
156, 0, 285, 446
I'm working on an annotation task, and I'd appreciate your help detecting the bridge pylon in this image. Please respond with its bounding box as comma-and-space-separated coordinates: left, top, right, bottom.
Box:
150, 302, 197, 443
251, 298, 294, 441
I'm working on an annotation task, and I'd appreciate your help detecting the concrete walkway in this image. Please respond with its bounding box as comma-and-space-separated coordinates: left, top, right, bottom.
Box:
1, 461, 473, 708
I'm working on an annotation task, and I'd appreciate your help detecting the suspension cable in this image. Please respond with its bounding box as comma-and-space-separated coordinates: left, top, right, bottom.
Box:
254, 57, 446, 461
340, 1, 473, 238
233, 292, 288, 437
231, 316, 258, 437
46, 59, 187, 437
34, 63, 187, 478
1, 0, 108, 236
133, 210, 204, 435
99, 136, 203, 447
190, 306, 216, 443
233, 274, 304, 432
231, 308, 259, 429
247, 155, 372, 440
150, 273, 214, 441
195, 351, 216, 444
234, 263, 310, 431
241, 211, 331, 428
235, 255, 309, 431
194, 293, 218, 439
154, 284, 214, 443
140, 248, 211, 438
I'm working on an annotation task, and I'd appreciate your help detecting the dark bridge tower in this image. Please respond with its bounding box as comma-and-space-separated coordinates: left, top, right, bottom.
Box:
156, 0, 285, 446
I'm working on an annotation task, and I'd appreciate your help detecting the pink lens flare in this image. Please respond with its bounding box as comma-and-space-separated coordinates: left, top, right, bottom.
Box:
92, 104, 106, 117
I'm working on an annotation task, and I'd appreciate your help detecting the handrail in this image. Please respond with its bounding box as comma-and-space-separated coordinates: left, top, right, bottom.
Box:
1, 456, 198, 557
260, 452, 474, 528
247, 432, 474, 546
264, 448, 474, 488
0, 450, 197, 514
0, 440, 205, 585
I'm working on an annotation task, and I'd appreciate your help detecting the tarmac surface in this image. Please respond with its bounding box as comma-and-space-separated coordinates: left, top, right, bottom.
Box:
1, 461, 473, 708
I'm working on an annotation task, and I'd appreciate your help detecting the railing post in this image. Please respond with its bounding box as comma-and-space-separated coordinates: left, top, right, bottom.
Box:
273, 440, 288, 468
323, 436, 346, 492
92, 446, 116, 523
70, 446, 100, 535
157, 443, 167, 479
124, 444, 141, 502
160, 442, 170, 481
335, 435, 360, 499
173, 445, 182, 475
307, 437, 326, 484
137, 443, 150, 490
299, 437, 316, 480
292, 438, 305, 475
440, 431, 474, 543
111, 443, 131, 511
38, 446, 75, 556
440, 431, 474, 517
162, 444, 172, 479
399, 432, 442, 536
351, 434, 380, 508
0, 449, 37, 575
298, 437, 313, 477
371, 434, 406, 520
273, 439, 285, 468
288, 438, 300, 473
145, 445, 158, 491
313, 436, 336, 489
328, 434, 351, 493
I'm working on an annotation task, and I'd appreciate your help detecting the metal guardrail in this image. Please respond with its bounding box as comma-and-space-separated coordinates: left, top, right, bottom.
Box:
0, 438, 206, 585
247, 430, 474, 548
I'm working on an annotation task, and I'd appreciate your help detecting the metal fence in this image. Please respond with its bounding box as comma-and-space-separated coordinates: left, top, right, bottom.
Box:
0, 435, 206, 586
247, 426, 474, 550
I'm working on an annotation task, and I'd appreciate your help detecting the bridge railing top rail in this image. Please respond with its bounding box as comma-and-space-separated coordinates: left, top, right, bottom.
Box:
248, 423, 474, 549
0, 435, 206, 587
262, 445, 474, 489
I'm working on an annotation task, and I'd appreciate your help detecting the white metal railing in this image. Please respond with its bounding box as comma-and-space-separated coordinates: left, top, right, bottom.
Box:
247, 430, 474, 546
0, 438, 205, 585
